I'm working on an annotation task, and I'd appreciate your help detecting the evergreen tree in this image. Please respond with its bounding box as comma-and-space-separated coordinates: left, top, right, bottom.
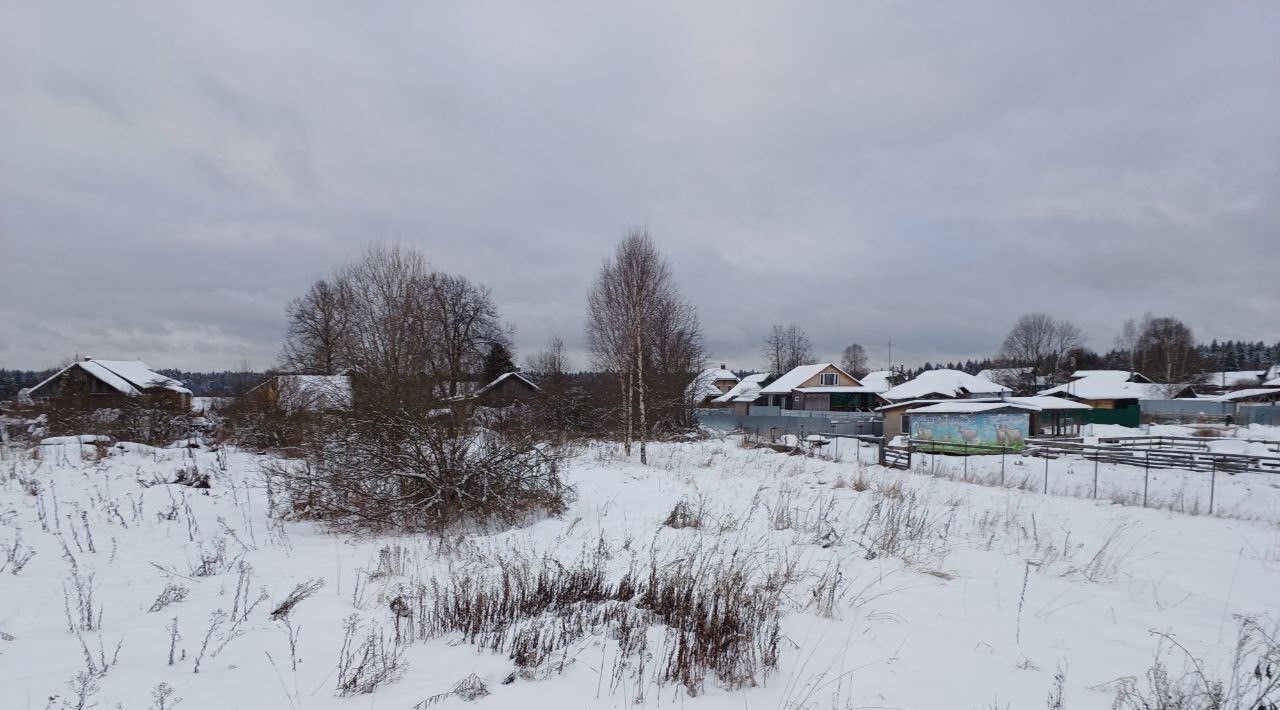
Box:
480, 342, 517, 385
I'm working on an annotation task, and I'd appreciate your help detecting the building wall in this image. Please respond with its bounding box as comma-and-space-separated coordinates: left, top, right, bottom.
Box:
910, 411, 1030, 451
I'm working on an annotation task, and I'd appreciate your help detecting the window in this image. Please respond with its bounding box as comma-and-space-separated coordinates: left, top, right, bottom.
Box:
820, 372, 838, 386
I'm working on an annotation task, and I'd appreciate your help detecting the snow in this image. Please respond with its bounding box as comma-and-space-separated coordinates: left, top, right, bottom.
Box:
856, 370, 894, 392
2, 436, 1280, 709
1267, 378, 1280, 387
907, 401, 1036, 414
1003, 395, 1093, 410
881, 369, 1011, 401
711, 372, 769, 403
1038, 376, 1172, 401
1216, 387, 1280, 402
1203, 370, 1268, 387
29, 359, 191, 397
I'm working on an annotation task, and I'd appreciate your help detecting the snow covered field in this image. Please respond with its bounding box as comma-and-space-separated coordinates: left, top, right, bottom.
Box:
2, 436, 1279, 709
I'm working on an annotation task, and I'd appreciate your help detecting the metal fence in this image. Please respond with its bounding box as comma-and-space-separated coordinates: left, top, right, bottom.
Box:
1239, 405, 1280, 427
1139, 399, 1236, 422
696, 410, 883, 437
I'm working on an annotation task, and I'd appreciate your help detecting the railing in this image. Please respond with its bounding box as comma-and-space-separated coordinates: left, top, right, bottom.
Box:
1026, 437, 1280, 476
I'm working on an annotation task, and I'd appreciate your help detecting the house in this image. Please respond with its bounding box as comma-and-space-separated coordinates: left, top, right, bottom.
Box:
471, 371, 542, 406
881, 369, 1011, 403
710, 373, 770, 415
1215, 388, 1280, 405
26, 358, 192, 410
244, 374, 353, 413
689, 365, 740, 405
1037, 371, 1192, 427
758, 363, 884, 412
1201, 370, 1268, 391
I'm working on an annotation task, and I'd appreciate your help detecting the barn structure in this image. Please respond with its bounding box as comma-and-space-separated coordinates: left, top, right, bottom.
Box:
26, 358, 192, 410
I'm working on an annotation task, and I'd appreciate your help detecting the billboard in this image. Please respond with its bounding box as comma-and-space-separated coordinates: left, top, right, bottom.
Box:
909, 411, 1030, 452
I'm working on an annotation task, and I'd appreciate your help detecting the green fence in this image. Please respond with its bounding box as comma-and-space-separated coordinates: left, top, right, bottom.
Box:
1082, 405, 1140, 428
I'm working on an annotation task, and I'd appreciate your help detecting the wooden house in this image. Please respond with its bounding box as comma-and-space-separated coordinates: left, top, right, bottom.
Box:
26, 359, 192, 410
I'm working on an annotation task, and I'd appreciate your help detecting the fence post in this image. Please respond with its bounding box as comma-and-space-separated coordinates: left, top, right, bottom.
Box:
1093, 454, 1099, 499
1143, 454, 1150, 508
1043, 455, 1049, 494
963, 444, 969, 482
1001, 447, 1006, 486
1209, 457, 1216, 515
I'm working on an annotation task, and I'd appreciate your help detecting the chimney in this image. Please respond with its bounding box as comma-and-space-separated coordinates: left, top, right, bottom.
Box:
720, 363, 727, 370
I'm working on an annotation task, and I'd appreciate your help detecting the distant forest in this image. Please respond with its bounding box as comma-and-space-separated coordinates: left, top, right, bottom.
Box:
2, 339, 1276, 401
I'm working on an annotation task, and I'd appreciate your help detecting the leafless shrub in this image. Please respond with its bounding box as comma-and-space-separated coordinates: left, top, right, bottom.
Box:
63, 569, 101, 632
1, 530, 36, 574
850, 472, 871, 492
149, 682, 182, 710
336, 614, 405, 696
1111, 616, 1280, 709
191, 538, 238, 577
191, 610, 226, 674
368, 544, 412, 579
172, 465, 210, 489
270, 578, 326, 620
663, 498, 704, 529
416, 542, 786, 697
416, 673, 490, 707
265, 406, 571, 533
147, 584, 189, 613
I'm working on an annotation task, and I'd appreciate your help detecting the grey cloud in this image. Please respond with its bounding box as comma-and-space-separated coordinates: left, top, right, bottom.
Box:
1, 2, 1277, 371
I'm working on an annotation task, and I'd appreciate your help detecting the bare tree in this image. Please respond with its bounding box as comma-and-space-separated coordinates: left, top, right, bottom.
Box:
423, 272, 506, 397
1134, 316, 1204, 390
840, 343, 868, 377
996, 313, 1084, 389
526, 335, 568, 378
585, 230, 703, 463
281, 277, 352, 374
762, 324, 812, 375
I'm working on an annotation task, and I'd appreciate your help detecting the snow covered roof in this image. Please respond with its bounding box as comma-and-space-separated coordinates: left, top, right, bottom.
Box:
1202, 371, 1267, 388
1068, 370, 1152, 383
711, 373, 769, 403
689, 367, 740, 400
29, 359, 191, 397
273, 375, 353, 412
857, 370, 894, 393
759, 363, 857, 395
1214, 388, 1280, 402
703, 367, 739, 382
473, 371, 542, 398
880, 369, 1010, 401
877, 396, 1091, 413
1002, 396, 1093, 411
1266, 378, 1280, 388
1038, 376, 1174, 401
908, 401, 1038, 414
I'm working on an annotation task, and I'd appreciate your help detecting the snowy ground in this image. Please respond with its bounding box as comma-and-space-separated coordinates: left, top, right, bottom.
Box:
2, 435, 1279, 709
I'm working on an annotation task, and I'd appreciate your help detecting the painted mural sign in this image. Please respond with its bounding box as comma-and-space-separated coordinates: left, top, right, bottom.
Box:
909, 412, 1030, 453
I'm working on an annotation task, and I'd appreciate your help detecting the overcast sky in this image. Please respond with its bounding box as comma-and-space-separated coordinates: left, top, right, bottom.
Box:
2, 2, 1278, 373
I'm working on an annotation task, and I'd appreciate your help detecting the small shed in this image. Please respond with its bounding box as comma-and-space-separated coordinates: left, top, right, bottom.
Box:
907, 401, 1034, 453
1216, 388, 1280, 405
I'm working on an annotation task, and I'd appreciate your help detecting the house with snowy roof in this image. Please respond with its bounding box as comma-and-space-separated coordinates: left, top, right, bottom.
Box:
689, 365, 740, 405
758, 363, 885, 412
244, 374, 354, 413
1037, 370, 1193, 427
880, 369, 1011, 403
710, 372, 770, 414
26, 358, 192, 410
470, 371, 542, 406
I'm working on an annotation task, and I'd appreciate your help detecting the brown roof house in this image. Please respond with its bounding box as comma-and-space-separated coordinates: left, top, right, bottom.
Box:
26, 358, 192, 410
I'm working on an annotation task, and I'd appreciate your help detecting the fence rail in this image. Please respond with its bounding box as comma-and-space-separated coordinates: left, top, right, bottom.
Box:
1026, 437, 1280, 476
